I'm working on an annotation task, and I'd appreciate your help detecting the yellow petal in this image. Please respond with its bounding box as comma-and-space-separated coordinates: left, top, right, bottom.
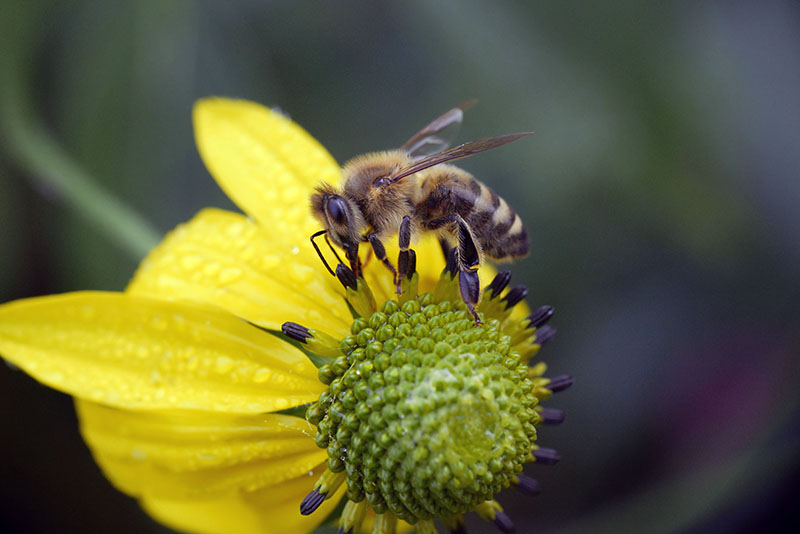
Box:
128, 208, 351, 337
79, 399, 342, 533
193, 98, 341, 248
142, 486, 343, 534
76, 400, 324, 498
0, 292, 324, 412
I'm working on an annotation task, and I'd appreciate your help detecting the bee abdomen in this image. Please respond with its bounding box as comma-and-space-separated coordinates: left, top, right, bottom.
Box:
468, 184, 529, 260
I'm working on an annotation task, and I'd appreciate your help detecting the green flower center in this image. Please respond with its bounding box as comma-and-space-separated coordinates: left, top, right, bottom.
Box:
309, 294, 537, 522
286, 264, 570, 533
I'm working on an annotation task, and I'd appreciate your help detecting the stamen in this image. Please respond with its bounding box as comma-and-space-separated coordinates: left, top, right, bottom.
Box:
416, 519, 437, 534
532, 447, 560, 465
479, 272, 515, 321
281, 322, 343, 359
529, 305, 554, 327
281, 321, 311, 343
434, 263, 460, 303
493, 512, 516, 533
546, 374, 574, 393
336, 264, 358, 290
538, 407, 565, 425
398, 272, 419, 304
502, 285, 528, 310
533, 325, 556, 346
301, 469, 346, 515
475, 501, 515, 533
513, 474, 541, 495
338, 500, 367, 534
372, 510, 398, 534
300, 489, 326, 515
529, 361, 547, 376
486, 271, 511, 299
306, 329, 345, 359
338, 264, 377, 317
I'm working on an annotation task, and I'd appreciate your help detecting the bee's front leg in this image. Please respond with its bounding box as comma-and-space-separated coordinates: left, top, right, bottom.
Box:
368, 234, 398, 286
396, 216, 416, 295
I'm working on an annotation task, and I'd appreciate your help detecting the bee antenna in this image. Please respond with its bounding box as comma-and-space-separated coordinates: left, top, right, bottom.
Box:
310, 230, 336, 276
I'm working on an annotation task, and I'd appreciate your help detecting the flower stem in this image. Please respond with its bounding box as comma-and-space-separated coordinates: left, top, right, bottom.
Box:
0, 6, 161, 259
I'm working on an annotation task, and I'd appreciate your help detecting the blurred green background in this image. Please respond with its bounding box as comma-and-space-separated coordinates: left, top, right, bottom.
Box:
1, 1, 799, 533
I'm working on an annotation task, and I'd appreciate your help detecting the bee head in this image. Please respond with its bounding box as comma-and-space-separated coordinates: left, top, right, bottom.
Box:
311, 185, 366, 255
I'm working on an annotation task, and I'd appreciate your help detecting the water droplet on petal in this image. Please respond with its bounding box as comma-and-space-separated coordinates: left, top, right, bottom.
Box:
253, 368, 271, 383
215, 356, 234, 375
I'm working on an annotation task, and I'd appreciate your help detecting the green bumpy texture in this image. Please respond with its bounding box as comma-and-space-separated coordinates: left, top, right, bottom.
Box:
306, 293, 540, 522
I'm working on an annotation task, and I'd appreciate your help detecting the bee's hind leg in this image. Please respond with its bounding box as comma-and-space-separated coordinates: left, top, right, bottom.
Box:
426, 215, 483, 325
396, 216, 416, 295
453, 216, 483, 325
368, 233, 398, 287
438, 237, 452, 262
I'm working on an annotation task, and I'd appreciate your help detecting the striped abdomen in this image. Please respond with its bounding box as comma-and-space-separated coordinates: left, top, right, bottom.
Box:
417, 168, 529, 260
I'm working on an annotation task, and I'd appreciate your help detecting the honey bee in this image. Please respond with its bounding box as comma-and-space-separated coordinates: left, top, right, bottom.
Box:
310, 101, 530, 324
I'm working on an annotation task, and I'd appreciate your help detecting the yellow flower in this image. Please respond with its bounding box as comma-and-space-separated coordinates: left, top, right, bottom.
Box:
0, 98, 571, 534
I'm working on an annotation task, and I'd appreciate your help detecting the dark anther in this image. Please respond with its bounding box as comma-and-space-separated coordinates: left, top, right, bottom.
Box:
532, 447, 561, 465
515, 474, 541, 495
539, 407, 565, 425
502, 285, 528, 309
547, 374, 574, 393
336, 263, 358, 290
444, 247, 458, 279
337, 528, 353, 534
486, 270, 511, 299
534, 325, 556, 346
300, 489, 326, 515
493, 511, 516, 533
450, 524, 467, 534
529, 305, 554, 328
281, 322, 311, 343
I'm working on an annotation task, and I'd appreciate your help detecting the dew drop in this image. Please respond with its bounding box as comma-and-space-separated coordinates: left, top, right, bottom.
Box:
218, 267, 242, 285
215, 356, 235, 375
181, 255, 203, 270
203, 262, 221, 277
151, 315, 168, 331
253, 368, 271, 383
288, 265, 312, 284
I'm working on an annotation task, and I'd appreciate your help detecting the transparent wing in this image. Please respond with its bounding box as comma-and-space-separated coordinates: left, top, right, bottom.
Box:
388, 133, 532, 184
401, 99, 477, 159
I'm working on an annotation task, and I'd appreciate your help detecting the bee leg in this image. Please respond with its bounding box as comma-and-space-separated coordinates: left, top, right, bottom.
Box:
345, 243, 362, 278
397, 216, 416, 294
438, 238, 453, 262
368, 233, 398, 286
453, 216, 483, 325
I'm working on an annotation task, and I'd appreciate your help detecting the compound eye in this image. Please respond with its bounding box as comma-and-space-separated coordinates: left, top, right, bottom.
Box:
326, 196, 348, 225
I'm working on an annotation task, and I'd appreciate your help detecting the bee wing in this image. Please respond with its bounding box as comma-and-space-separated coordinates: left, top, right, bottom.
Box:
401, 99, 477, 159
388, 132, 532, 184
